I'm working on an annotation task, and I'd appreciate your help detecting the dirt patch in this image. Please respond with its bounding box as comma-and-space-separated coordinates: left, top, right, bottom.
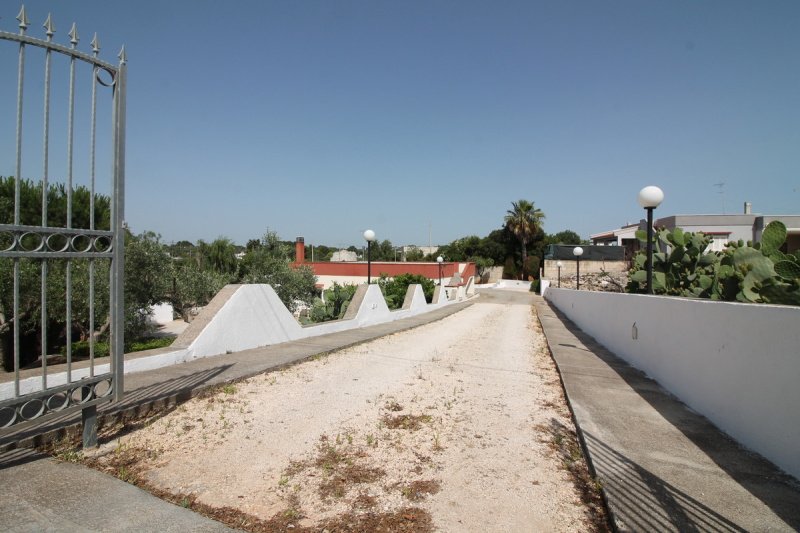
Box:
382, 413, 433, 431
69, 299, 606, 531
399, 479, 442, 501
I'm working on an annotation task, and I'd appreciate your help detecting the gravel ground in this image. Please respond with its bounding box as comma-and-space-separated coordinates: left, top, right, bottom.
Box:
88, 295, 595, 531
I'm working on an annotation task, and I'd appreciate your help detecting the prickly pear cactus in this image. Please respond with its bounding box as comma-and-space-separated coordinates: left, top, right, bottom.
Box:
627, 221, 800, 306
627, 228, 717, 297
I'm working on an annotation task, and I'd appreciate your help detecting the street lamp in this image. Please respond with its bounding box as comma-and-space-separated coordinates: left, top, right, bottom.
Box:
436, 255, 443, 286
637, 186, 664, 294
363, 229, 376, 283
556, 260, 563, 288
573, 247, 584, 290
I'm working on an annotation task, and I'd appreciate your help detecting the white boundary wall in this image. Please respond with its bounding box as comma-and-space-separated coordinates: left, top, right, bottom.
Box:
3, 282, 474, 400
544, 288, 800, 479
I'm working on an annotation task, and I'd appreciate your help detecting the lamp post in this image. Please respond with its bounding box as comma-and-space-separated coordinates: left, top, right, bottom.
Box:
556, 261, 563, 288
573, 247, 584, 290
637, 186, 664, 294
436, 255, 443, 285
363, 229, 376, 283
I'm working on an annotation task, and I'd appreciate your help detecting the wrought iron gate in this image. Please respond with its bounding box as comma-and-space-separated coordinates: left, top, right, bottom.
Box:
0, 6, 126, 446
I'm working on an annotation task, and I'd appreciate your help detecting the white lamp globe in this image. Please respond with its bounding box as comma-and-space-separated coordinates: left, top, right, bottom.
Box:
556, 261, 563, 267
436, 256, 443, 263
363, 229, 376, 242
573, 246, 584, 257
637, 186, 664, 209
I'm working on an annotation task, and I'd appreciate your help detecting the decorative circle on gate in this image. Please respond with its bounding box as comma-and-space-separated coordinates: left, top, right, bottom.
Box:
46, 391, 70, 412
46, 233, 70, 252
19, 398, 46, 421
95, 67, 116, 87
0, 231, 14, 251
0, 406, 17, 428
19, 232, 44, 252
71, 385, 95, 405
93, 379, 112, 398
71, 234, 92, 253
94, 236, 112, 253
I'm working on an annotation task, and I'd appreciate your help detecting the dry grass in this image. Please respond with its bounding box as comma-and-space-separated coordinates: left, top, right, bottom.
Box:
57, 434, 435, 533
382, 413, 432, 431
537, 416, 610, 532
399, 479, 441, 501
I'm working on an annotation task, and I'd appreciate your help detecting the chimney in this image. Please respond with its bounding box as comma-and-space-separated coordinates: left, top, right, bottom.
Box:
295, 237, 305, 263
744, 202, 752, 215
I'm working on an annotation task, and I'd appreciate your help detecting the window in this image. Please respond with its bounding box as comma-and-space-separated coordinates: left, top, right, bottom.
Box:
706, 236, 729, 252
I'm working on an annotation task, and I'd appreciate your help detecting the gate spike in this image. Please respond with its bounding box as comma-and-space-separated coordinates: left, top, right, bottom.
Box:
91, 33, 100, 55
69, 22, 79, 47
17, 5, 30, 34
43, 13, 55, 40
118, 45, 127, 64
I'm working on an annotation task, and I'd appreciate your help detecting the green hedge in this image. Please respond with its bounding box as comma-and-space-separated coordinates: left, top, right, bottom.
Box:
60, 336, 174, 358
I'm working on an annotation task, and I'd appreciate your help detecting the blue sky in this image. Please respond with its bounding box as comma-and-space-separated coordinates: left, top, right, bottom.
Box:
2, 1, 798, 249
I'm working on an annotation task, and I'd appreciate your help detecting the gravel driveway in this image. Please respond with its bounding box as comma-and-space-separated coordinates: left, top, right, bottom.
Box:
88, 290, 597, 532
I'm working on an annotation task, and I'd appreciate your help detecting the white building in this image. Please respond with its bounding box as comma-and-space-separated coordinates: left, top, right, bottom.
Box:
591, 203, 800, 255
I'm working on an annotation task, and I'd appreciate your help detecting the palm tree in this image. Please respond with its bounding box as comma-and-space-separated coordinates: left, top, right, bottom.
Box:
504, 199, 545, 279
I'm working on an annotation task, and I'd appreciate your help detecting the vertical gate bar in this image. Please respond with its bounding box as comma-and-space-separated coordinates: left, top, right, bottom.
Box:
41, 18, 54, 388
65, 27, 79, 384
111, 49, 127, 402
89, 36, 99, 376
13, 9, 29, 396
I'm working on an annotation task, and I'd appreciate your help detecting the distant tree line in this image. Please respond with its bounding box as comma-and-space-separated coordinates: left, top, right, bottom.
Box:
427, 199, 582, 281
1, 176, 582, 370
0, 177, 318, 371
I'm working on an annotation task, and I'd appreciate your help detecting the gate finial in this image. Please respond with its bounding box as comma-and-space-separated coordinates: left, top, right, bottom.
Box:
17, 5, 30, 34
43, 13, 55, 41
118, 45, 127, 64
91, 33, 100, 55
69, 22, 79, 47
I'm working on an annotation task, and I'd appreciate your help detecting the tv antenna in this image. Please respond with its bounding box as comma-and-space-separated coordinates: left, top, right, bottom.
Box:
713, 181, 726, 213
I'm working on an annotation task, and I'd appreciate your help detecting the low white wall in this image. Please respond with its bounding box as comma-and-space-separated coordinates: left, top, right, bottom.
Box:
148, 303, 174, 325
492, 280, 531, 291
316, 274, 453, 290
544, 288, 800, 479
180, 282, 475, 358
2, 281, 475, 400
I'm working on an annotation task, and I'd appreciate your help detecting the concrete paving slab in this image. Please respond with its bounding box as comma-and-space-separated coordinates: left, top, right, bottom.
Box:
534, 296, 800, 532
0, 449, 231, 532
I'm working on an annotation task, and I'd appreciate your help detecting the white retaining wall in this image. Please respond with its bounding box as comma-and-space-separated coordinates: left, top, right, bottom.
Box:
2, 281, 474, 400
544, 288, 800, 479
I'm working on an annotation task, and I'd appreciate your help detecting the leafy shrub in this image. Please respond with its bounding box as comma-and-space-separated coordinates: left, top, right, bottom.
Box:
61, 336, 174, 358
377, 273, 435, 310
502, 257, 518, 280
309, 283, 358, 323
129, 337, 174, 351
61, 340, 110, 358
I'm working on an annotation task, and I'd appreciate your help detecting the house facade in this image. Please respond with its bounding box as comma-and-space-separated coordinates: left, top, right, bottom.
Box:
591, 204, 800, 255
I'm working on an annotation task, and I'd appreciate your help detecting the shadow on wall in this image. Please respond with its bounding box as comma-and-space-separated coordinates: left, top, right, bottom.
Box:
545, 300, 800, 530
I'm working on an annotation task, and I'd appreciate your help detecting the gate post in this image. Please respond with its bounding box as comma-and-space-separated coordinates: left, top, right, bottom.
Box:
82, 405, 98, 448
